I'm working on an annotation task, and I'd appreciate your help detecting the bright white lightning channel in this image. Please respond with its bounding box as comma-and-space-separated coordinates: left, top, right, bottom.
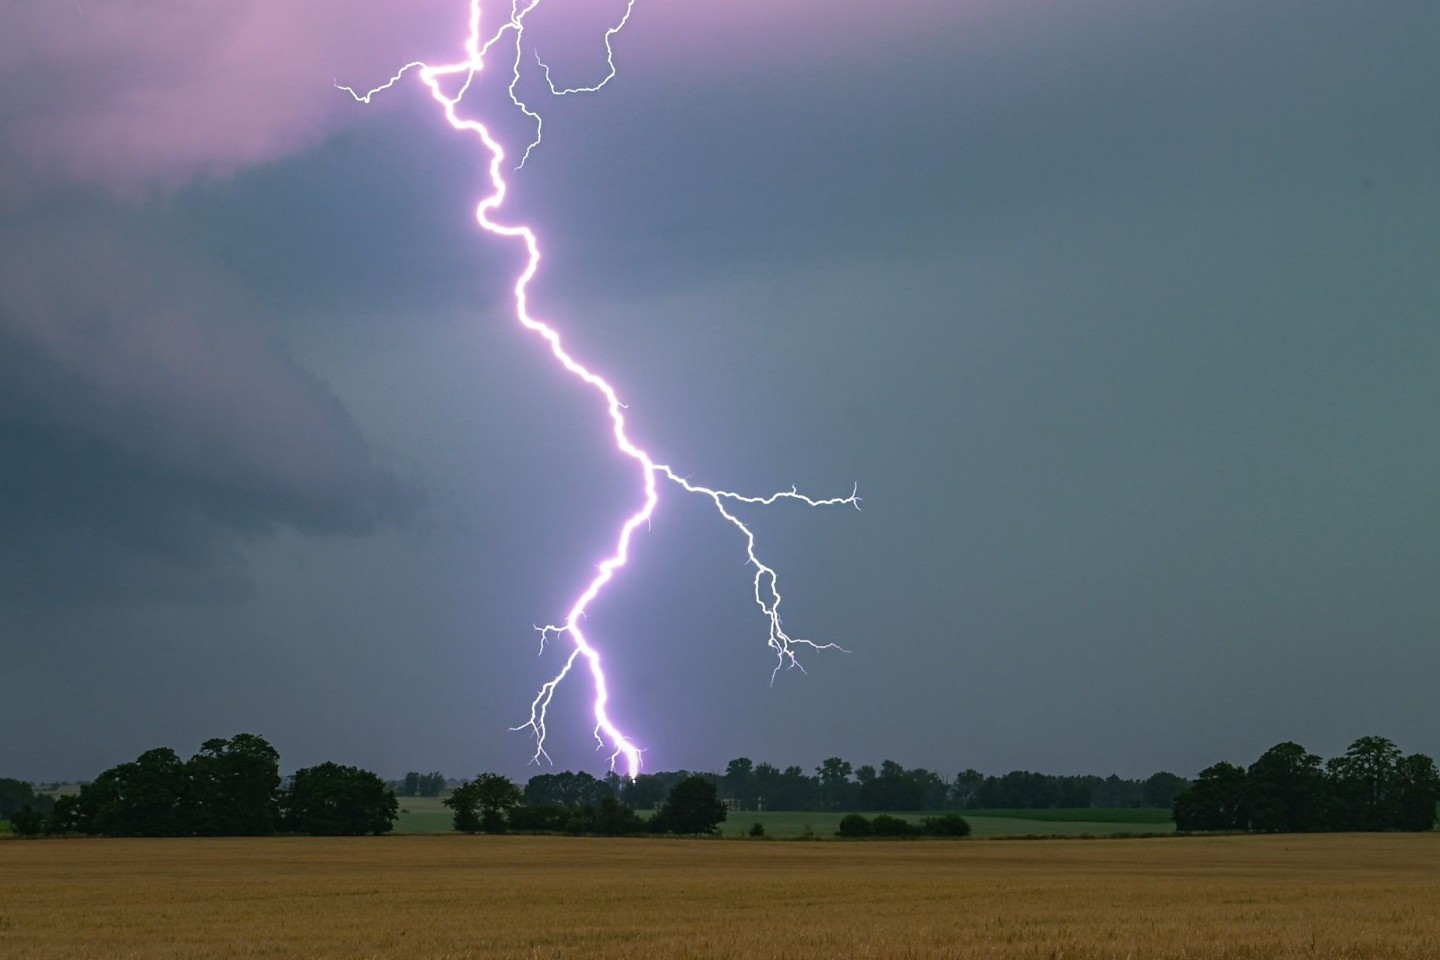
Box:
339, 0, 858, 778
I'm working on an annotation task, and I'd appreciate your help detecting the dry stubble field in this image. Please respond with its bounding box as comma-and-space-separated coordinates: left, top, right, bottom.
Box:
2, 833, 1438, 959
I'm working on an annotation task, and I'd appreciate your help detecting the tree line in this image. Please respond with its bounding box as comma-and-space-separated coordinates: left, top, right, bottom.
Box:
9, 734, 1433, 839
444, 771, 729, 836
606, 758, 1192, 813
1173, 736, 1440, 833
6, 734, 398, 838
395, 771, 447, 798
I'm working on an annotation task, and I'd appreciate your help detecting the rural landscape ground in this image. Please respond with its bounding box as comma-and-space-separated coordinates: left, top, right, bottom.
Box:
4, 832, 1438, 959
385, 798, 1177, 839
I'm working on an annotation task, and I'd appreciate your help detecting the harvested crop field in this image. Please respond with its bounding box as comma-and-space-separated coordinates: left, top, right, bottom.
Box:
3, 833, 1438, 959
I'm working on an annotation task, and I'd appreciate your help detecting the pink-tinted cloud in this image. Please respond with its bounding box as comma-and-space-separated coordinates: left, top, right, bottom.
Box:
0, 0, 460, 199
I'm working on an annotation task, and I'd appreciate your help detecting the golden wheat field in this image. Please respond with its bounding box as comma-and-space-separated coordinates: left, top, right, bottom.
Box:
2, 833, 1438, 959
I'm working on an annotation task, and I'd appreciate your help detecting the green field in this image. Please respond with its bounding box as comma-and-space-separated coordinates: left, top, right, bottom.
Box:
392, 795, 454, 834
391, 799, 1172, 838
966, 807, 1174, 824
718, 809, 1174, 839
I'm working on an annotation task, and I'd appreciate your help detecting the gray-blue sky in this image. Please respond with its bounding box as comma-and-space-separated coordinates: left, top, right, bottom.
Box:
2, 0, 1438, 783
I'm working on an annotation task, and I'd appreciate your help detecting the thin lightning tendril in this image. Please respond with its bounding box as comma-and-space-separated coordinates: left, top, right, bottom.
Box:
338, 0, 857, 779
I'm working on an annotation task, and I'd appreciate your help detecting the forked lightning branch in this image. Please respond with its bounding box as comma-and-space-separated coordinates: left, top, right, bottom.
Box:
339, 0, 858, 778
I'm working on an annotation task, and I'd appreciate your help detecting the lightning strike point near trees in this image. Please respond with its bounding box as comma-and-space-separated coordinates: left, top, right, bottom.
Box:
338, 0, 858, 779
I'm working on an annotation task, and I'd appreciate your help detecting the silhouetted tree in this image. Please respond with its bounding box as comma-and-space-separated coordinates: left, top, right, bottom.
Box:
723, 758, 756, 810
1246, 742, 1329, 833
523, 771, 611, 809
188, 734, 280, 836
45, 795, 79, 836
1393, 753, 1440, 831
870, 813, 915, 837
76, 747, 190, 836
949, 769, 984, 809
655, 775, 727, 835
1142, 772, 1191, 810
859, 763, 925, 811
447, 773, 521, 833
10, 805, 44, 837
975, 771, 1057, 810
1173, 762, 1248, 831
920, 813, 972, 837
618, 772, 678, 810
815, 757, 856, 811
1327, 735, 1402, 831
0, 779, 50, 820
281, 762, 397, 836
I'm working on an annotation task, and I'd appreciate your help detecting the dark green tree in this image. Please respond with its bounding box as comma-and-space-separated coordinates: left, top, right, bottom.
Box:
723, 758, 756, 810
655, 774, 727, 835
858, 761, 927, 811
618, 772, 674, 810
949, 769, 985, 809
10, 805, 44, 837
1142, 772, 1191, 809
45, 795, 79, 836
1393, 753, 1440, 831
75, 747, 190, 836
908, 768, 950, 810
0, 778, 47, 820
1246, 742, 1329, 833
188, 734, 280, 836
815, 757, 855, 811
974, 771, 1058, 809
836, 813, 872, 837
869, 813, 915, 837
920, 813, 971, 837
752, 763, 781, 811
1173, 762, 1248, 831
447, 773, 521, 833
400, 772, 422, 797
1326, 735, 1402, 831
281, 762, 397, 836
583, 795, 645, 836
522, 771, 611, 809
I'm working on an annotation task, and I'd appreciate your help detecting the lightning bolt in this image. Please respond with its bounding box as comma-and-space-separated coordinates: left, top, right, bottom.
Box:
339, 0, 858, 779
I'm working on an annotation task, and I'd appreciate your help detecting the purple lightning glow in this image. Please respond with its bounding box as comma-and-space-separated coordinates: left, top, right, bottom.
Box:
340, 0, 857, 779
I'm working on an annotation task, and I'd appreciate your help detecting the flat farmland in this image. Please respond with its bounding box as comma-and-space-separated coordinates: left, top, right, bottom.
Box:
717, 810, 1174, 839
3, 834, 1438, 959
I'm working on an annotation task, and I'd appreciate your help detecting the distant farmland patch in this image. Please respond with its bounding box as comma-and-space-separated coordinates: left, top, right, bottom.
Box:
720, 809, 1174, 839
392, 802, 1174, 838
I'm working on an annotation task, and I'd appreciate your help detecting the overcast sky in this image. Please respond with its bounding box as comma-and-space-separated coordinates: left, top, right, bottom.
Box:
2, 0, 1438, 784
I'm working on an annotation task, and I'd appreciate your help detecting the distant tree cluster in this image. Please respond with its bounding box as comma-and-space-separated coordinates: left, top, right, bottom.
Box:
704, 757, 1190, 813
1174, 736, 1440, 833
8, 735, 398, 838
836, 812, 972, 838
2, 779, 56, 828
445, 772, 726, 837
395, 771, 447, 798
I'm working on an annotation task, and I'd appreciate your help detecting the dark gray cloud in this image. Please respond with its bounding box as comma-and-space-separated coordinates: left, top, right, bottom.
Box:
0, 219, 414, 604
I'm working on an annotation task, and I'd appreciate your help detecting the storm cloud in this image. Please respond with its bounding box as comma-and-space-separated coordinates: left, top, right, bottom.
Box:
0, 219, 414, 603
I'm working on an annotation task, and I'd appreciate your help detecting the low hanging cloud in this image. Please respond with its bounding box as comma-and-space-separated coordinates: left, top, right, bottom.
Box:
0, 3, 465, 604
0, 220, 417, 606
